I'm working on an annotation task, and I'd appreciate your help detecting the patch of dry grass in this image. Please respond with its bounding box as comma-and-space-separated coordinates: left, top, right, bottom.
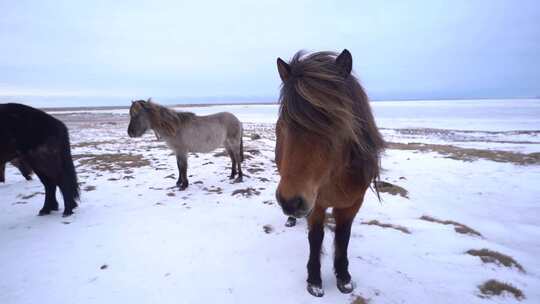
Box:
74, 153, 150, 172
375, 181, 409, 198
388, 142, 540, 165
351, 295, 370, 304
362, 220, 411, 234
231, 187, 260, 197
420, 215, 482, 237
466, 249, 525, 272
478, 279, 524, 300
72, 140, 118, 148
83, 185, 96, 192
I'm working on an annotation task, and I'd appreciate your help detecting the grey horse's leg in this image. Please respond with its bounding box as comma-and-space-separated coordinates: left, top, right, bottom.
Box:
234, 149, 243, 183
176, 153, 189, 190
225, 147, 237, 179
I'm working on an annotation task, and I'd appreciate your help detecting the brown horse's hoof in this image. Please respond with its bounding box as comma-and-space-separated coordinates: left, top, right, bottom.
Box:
62, 210, 74, 217
307, 283, 324, 297
285, 217, 297, 227
337, 279, 355, 294
178, 183, 188, 191
38, 209, 52, 216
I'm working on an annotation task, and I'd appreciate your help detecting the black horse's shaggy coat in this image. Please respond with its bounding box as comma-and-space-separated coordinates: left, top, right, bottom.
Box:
0, 103, 79, 216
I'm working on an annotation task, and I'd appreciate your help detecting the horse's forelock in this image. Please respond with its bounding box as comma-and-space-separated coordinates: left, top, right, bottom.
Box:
279, 51, 359, 147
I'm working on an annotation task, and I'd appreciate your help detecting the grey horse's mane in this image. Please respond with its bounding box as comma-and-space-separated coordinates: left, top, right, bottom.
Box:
131, 99, 195, 136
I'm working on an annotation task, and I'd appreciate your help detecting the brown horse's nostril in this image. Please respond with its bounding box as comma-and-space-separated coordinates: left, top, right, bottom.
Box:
276, 192, 305, 217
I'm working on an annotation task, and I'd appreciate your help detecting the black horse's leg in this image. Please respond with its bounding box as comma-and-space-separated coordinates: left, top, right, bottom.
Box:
35, 172, 59, 215
0, 161, 5, 183
333, 205, 360, 293
226, 148, 237, 179
176, 153, 188, 190
15, 158, 33, 180
306, 206, 326, 297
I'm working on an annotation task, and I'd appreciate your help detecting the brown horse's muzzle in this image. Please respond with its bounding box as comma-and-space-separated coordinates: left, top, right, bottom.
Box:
276, 191, 312, 218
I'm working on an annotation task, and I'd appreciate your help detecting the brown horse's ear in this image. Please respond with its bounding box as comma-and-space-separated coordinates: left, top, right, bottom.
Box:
277, 58, 291, 82
336, 49, 352, 76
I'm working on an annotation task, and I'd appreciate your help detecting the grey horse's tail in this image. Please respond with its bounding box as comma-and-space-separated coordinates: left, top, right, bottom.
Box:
240, 128, 244, 162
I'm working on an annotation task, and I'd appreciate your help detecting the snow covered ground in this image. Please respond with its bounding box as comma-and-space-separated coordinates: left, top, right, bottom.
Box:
1, 99, 539, 304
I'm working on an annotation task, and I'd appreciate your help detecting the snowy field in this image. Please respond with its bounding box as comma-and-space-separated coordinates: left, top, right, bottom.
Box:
1, 99, 539, 304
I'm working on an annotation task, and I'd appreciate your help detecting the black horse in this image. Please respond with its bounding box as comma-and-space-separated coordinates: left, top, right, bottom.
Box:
0, 103, 80, 216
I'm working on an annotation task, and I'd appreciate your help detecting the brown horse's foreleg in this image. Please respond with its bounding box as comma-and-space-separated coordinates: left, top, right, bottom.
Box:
333, 204, 361, 293
306, 205, 326, 297
176, 154, 188, 190
0, 161, 5, 183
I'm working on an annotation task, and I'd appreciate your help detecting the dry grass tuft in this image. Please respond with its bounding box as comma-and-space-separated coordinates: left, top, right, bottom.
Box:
467, 249, 525, 272
351, 295, 370, 304
388, 142, 540, 165
375, 181, 409, 198
231, 187, 260, 197
478, 279, 524, 300
74, 153, 150, 172
83, 185, 97, 192
420, 215, 482, 237
362, 220, 411, 234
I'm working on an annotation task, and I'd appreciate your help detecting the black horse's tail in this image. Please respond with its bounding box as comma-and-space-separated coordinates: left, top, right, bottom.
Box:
59, 129, 80, 202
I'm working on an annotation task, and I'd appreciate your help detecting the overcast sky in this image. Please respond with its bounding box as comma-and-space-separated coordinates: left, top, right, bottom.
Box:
0, 0, 539, 104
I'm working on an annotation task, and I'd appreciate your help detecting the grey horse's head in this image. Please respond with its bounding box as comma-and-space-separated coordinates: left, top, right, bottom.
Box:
127, 99, 152, 138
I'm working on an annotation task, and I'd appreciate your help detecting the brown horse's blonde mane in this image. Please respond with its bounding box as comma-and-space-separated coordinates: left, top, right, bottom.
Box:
279, 51, 385, 186
131, 99, 195, 137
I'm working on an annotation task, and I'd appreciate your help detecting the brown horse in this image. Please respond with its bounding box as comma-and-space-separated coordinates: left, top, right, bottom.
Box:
274, 50, 385, 297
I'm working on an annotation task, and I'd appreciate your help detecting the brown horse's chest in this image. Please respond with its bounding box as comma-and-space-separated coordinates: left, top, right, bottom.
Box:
316, 172, 368, 209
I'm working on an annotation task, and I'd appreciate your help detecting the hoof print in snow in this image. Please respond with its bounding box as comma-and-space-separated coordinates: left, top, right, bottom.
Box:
231, 187, 260, 197
258, 177, 270, 182
100, 264, 108, 270
478, 279, 524, 300
166, 192, 175, 197
263, 224, 273, 234
122, 175, 134, 180
193, 181, 203, 185
62, 221, 71, 225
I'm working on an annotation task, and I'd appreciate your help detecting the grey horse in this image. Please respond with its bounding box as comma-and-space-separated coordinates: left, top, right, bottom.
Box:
127, 99, 244, 189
